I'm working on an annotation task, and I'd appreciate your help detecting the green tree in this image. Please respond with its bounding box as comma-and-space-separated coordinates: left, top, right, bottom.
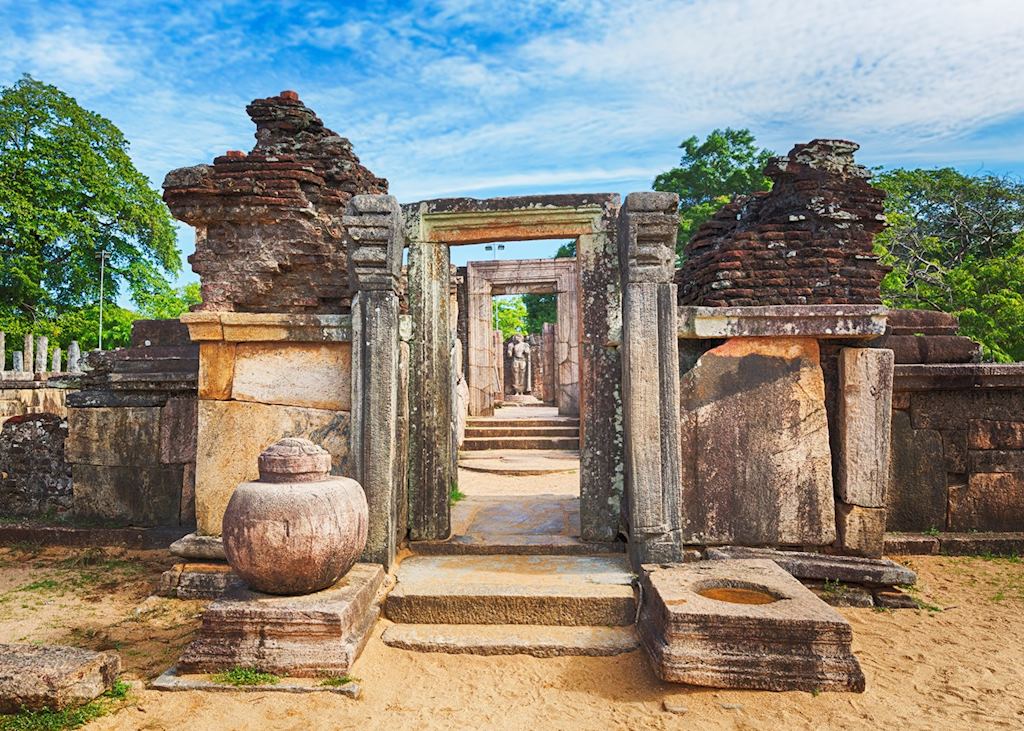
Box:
492, 296, 528, 338
652, 128, 774, 256
522, 241, 575, 333
0, 75, 179, 329
874, 168, 1024, 362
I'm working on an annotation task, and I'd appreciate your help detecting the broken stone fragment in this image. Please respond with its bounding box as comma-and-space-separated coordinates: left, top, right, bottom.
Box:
0, 644, 120, 713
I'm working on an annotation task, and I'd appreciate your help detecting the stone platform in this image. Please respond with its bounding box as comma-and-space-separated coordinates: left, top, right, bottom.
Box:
457, 449, 580, 476
638, 560, 865, 693
177, 563, 383, 677
381, 624, 638, 657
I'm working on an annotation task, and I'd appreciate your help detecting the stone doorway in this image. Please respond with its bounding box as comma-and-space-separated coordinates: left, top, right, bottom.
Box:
402, 195, 622, 547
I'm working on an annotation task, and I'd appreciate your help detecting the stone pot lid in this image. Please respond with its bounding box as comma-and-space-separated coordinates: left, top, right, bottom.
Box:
258, 438, 332, 483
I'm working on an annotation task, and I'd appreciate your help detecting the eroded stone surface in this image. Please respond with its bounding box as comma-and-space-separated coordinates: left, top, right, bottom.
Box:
705, 546, 916, 586
638, 560, 865, 692
836, 348, 894, 509
381, 624, 638, 657
0, 644, 120, 713
231, 342, 352, 411
177, 563, 383, 677
679, 337, 836, 546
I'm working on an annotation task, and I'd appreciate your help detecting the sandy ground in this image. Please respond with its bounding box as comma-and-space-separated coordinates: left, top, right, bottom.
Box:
2, 544, 1023, 730
458, 465, 579, 497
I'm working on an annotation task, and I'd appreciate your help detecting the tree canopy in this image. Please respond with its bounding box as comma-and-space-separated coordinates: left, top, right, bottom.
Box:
652, 128, 774, 255
0, 75, 186, 363
874, 168, 1024, 362
0, 76, 179, 320
492, 296, 528, 338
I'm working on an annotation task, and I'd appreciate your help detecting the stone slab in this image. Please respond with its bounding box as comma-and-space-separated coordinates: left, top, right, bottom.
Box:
65, 406, 161, 466
882, 533, 940, 555
873, 588, 918, 609
935, 532, 1024, 556
72, 463, 185, 527
706, 546, 916, 586
968, 420, 1024, 450
0, 524, 187, 549
638, 560, 865, 692
836, 348, 893, 508
150, 667, 360, 698
678, 305, 886, 339
231, 342, 352, 411
804, 581, 874, 608
193, 400, 351, 535
385, 555, 636, 626
836, 504, 886, 558
381, 624, 638, 657
887, 410, 947, 532
0, 643, 120, 713
170, 532, 226, 560
158, 562, 242, 599
893, 363, 1024, 391
949, 472, 1024, 532
679, 337, 836, 546
177, 563, 383, 677
181, 312, 353, 343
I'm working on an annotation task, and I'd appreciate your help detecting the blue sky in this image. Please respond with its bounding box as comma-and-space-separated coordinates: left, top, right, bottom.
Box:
3, 0, 1024, 281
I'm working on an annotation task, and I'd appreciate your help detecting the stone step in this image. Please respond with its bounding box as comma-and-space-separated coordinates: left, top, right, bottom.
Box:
461, 436, 580, 451
466, 418, 579, 428
464, 426, 580, 439
381, 623, 638, 657
385, 555, 636, 626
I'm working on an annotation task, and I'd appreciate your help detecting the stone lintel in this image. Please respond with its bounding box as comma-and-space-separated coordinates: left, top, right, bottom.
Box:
181, 312, 353, 343
678, 305, 887, 339
893, 363, 1024, 392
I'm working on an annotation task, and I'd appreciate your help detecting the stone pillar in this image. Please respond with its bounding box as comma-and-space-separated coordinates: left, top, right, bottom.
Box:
344, 194, 404, 568
23, 334, 33, 377
466, 269, 494, 416
68, 342, 81, 373
406, 230, 453, 541
13, 351, 23, 372
0, 332, 5, 374
618, 191, 684, 565
835, 347, 894, 557
51, 348, 62, 374
35, 336, 48, 374
554, 279, 580, 416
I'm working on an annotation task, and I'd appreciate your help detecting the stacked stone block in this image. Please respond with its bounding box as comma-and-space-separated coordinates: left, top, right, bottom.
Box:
163, 91, 387, 314
65, 320, 198, 527
0, 414, 72, 518
677, 139, 887, 307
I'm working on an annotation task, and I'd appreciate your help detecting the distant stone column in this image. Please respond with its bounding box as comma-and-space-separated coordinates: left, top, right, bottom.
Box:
35, 336, 48, 374
68, 341, 81, 373
344, 194, 404, 568
0, 331, 5, 374
23, 333, 33, 375
618, 191, 684, 566
51, 347, 62, 373
13, 351, 22, 372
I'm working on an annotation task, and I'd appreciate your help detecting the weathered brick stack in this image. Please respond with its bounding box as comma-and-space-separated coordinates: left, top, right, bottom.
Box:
0, 413, 72, 518
163, 91, 388, 313
677, 139, 887, 306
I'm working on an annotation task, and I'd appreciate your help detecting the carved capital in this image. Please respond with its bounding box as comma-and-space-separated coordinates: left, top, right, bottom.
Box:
344, 194, 403, 292
619, 191, 678, 284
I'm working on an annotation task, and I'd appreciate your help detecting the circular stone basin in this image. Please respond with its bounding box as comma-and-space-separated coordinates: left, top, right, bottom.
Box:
697, 586, 780, 605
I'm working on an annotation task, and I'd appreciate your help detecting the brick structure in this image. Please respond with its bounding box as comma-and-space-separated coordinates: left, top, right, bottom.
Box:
163, 91, 388, 314
0, 413, 72, 518
677, 139, 887, 307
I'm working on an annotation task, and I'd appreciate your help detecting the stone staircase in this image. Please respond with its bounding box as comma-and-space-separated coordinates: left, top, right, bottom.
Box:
461, 416, 580, 451
382, 554, 639, 657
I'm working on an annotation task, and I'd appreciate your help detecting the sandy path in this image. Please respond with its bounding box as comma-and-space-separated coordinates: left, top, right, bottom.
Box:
2, 549, 1023, 730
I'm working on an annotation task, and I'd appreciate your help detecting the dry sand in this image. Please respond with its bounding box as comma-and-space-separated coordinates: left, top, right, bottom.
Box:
2, 547, 1023, 730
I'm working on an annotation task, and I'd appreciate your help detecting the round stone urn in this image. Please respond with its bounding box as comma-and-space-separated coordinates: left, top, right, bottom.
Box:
221, 438, 368, 595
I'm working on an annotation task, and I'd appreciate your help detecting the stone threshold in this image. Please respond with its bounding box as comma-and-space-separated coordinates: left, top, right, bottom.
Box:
0, 523, 189, 550
150, 667, 360, 698
677, 304, 886, 339
884, 531, 1024, 556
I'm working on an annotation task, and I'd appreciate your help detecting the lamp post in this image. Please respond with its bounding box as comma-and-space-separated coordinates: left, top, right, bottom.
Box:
97, 249, 109, 350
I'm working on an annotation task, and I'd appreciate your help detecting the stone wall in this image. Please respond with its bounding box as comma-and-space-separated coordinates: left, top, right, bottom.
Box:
163, 91, 387, 314
677, 139, 887, 307
887, 310, 1024, 532
0, 384, 68, 423
0, 414, 72, 518
66, 320, 198, 528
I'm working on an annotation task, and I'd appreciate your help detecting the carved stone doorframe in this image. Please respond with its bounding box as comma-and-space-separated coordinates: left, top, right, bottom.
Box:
402, 195, 623, 543
466, 258, 579, 416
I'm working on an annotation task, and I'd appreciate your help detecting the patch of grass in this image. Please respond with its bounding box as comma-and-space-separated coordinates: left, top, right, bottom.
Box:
0, 679, 130, 731
210, 667, 280, 687
320, 675, 359, 687
821, 578, 846, 596
15, 579, 60, 594
448, 482, 466, 505
924, 526, 941, 537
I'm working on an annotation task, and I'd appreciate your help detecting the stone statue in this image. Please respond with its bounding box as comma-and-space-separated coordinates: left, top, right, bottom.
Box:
507, 334, 531, 396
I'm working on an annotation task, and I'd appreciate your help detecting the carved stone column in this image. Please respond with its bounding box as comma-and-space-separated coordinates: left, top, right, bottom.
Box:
345, 194, 404, 568
618, 191, 684, 565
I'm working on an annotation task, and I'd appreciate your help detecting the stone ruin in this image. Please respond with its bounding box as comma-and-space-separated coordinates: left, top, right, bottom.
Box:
5, 92, 1024, 700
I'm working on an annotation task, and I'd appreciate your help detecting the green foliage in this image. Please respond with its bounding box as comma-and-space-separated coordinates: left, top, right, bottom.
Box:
653, 128, 774, 256
875, 168, 1024, 362
492, 296, 528, 337
0, 680, 130, 731
320, 675, 359, 687
449, 481, 466, 505
210, 668, 280, 687
522, 241, 576, 333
